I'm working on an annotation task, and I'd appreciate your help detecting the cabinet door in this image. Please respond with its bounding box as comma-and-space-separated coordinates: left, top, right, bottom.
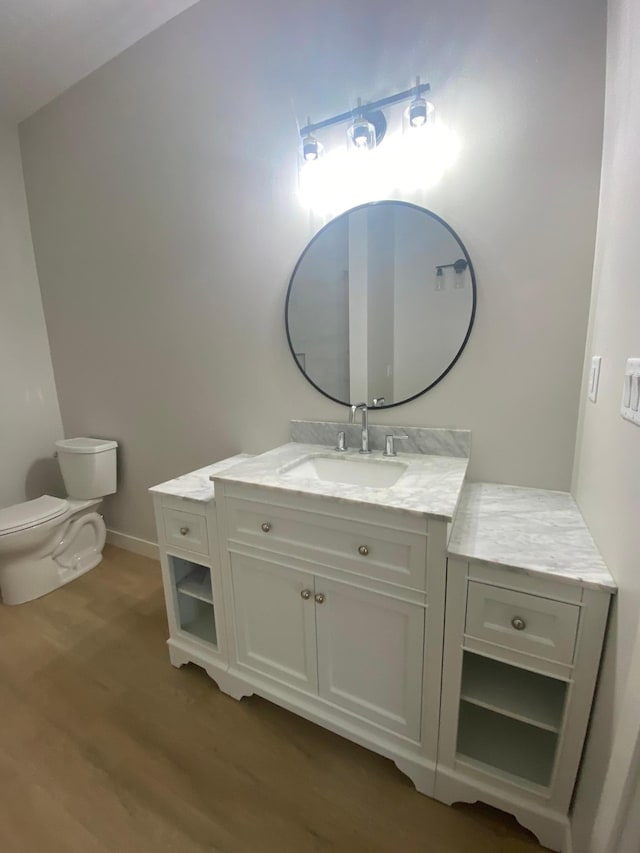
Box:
230, 553, 318, 694
316, 578, 425, 740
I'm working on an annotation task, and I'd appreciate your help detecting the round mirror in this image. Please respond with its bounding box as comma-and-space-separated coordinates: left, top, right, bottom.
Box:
285, 201, 476, 409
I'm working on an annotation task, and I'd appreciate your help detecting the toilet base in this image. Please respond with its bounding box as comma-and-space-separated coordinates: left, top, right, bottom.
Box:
0, 503, 106, 605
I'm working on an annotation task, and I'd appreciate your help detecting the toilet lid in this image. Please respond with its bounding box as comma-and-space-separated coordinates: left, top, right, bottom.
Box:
0, 496, 70, 536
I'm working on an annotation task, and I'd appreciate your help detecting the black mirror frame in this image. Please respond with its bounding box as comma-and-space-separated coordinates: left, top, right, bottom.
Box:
285, 200, 477, 410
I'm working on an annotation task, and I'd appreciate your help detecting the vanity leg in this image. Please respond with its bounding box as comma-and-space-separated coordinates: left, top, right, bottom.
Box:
167, 640, 254, 700
209, 668, 255, 702
393, 757, 436, 797
168, 643, 191, 669
434, 769, 568, 852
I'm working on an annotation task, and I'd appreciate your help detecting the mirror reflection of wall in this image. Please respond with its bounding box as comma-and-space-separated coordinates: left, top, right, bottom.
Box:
288, 220, 350, 401
392, 205, 473, 402
286, 202, 476, 408
348, 204, 395, 405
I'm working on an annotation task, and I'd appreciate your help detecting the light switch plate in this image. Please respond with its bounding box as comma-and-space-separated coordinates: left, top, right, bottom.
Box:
621, 358, 640, 425
588, 356, 601, 403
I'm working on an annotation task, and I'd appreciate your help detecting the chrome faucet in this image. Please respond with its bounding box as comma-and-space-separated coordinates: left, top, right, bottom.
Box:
349, 403, 370, 454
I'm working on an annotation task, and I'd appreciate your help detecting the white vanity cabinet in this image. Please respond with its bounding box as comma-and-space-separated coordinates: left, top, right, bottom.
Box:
151, 449, 614, 853
151, 492, 229, 664
440, 483, 616, 852
149, 456, 252, 693
214, 479, 448, 794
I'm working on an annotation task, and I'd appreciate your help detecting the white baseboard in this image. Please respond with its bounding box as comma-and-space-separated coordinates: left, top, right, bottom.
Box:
106, 529, 159, 560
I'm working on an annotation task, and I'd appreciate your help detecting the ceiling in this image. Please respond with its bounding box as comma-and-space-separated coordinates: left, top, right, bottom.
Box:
0, 0, 201, 122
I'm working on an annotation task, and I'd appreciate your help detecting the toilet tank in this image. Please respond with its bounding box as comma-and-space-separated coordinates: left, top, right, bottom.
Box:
55, 438, 118, 499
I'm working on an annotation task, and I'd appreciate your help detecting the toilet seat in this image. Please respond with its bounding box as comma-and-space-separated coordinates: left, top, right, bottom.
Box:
0, 496, 70, 536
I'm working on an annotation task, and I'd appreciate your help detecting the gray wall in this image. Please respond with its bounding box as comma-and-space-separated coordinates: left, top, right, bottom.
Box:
0, 122, 63, 507
20, 0, 606, 542
570, 0, 640, 847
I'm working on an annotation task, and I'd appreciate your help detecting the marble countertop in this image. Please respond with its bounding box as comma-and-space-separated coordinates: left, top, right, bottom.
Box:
448, 483, 616, 592
212, 443, 468, 521
149, 454, 253, 502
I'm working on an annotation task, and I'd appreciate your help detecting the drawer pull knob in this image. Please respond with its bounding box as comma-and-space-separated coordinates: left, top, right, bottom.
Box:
179, 527, 190, 536
300, 589, 311, 600
261, 522, 272, 533
358, 545, 369, 556
315, 593, 325, 605
511, 616, 527, 631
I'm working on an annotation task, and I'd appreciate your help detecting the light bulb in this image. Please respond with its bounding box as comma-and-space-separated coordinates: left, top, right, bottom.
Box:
302, 134, 321, 161
409, 96, 427, 126
348, 116, 375, 150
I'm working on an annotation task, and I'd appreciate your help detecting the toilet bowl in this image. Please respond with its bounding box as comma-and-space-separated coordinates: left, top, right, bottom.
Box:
0, 438, 117, 605
0, 496, 106, 605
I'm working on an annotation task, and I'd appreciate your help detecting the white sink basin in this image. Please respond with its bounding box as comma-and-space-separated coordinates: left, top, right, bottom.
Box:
284, 455, 408, 488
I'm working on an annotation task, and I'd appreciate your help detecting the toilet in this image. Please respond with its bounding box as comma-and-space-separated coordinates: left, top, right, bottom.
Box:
0, 438, 118, 605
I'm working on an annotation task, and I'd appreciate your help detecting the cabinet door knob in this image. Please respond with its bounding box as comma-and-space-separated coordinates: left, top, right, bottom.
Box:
511, 616, 526, 631
315, 593, 325, 605
358, 545, 369, 556
179, 527, 189, 536
300, 589, 311, 600
261, 522, 272, 533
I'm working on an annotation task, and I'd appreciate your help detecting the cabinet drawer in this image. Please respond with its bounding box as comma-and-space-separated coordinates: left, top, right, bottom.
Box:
225, 498, 427, 589
465, 582, 579, 664
163, 508, 209, 555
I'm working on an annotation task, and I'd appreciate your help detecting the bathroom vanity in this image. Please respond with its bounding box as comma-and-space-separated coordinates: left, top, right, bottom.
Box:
151, 422, 470, 795
150, 422, 615, 852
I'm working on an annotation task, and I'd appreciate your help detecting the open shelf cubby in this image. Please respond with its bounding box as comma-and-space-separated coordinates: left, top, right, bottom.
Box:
460, 652, 568, 732
169, 556, 217, 648
176, 564, 213, 603
456, 701, 558, 788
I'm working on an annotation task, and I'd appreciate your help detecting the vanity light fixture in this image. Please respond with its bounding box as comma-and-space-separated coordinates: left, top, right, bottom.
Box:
300, 78, 431, 159
435, 258, 469, 291
436, 259, 468, 276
